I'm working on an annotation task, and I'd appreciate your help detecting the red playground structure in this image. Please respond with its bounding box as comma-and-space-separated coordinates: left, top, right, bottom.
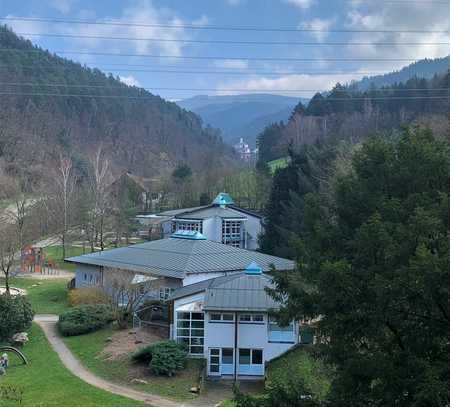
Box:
20, 246, 57, 274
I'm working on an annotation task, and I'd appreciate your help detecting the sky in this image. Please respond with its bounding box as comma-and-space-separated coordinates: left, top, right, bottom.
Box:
1, 0, 450, 100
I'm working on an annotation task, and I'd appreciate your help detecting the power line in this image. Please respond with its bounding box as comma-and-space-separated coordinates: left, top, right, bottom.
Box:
0, 90, 449, 100
2, 16, 450, 34
10, 32, 450, 47
1, 81, 450, 93
0, 48, 425, 62
0, 63, 418, 77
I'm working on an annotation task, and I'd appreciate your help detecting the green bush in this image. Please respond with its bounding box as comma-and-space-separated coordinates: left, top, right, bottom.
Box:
132, 340, 187, 376
0, 294, 34, 342
149, 341, 187, 376
58, 304, 114, 336
131, 344, 153, 363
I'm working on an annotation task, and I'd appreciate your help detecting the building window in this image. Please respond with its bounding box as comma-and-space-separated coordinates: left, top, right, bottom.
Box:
222, 220, 244, 248
159, 287, 175, 301
239, 314, 264, 323
176, 312, 204, 355
268, 317, 295, 343
210, 313, 235, 323
172, 220, 203, 234
222, 348, 234, 365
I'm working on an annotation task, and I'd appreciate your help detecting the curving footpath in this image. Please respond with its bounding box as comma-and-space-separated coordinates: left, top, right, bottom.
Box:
34, 315, 181, 407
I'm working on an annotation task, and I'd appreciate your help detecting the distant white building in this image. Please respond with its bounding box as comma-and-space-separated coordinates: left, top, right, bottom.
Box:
136, 193, 263, 250
234, 138, 252, 161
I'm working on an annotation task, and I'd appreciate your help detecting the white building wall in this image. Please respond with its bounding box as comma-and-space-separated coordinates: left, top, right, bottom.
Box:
202, 218, 216, 241
75, 264, 102, 288
172, 291, 298, 377
242, 214, 263, 251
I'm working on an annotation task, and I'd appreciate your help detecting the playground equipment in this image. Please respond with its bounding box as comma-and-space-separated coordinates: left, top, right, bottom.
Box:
0, 346, 27, 365
20, 246, 57, 275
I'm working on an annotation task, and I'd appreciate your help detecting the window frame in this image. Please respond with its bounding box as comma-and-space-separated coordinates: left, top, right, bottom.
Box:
176, 311, 205, 356
209, 313, 235, 323
239, 314, 265, 324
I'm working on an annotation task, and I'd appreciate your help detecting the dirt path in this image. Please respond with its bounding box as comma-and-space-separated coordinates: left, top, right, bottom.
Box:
34, 315, 180, 407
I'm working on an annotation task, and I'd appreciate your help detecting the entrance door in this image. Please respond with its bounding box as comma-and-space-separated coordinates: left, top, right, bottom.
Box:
208, 348, 221, 376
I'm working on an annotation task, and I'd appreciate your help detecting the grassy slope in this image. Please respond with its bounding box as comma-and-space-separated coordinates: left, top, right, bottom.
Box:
2, 278, 69, 315
0, 324, 145, 407
64, 327, 203, 401
43, 245, 86, 271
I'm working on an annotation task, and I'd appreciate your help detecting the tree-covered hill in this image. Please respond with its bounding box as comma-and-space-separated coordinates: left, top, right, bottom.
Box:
356, 55, 450, 91
0, 25, 235, 179
258, 72, 450, 163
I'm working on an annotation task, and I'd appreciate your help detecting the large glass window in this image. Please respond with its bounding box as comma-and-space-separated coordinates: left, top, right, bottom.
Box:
268, 317, 295, 343
172, 220, 203, 233
222, 220, 244, 247
176, 311, 204, 355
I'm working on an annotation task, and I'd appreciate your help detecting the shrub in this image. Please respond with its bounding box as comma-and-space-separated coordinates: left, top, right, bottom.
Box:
68, 288, 109, 307
132, 340, 187, 376
131, 344, 153, 363
0, 294, 34, 342
148, 341, 187, 376
58, 304, 114, 336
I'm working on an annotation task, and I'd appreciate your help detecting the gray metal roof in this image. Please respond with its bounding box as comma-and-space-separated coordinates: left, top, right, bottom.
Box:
175, 206, 246, 220
158, 205, 209, 217
171, 273, 281, 312
66, 237, 295, 279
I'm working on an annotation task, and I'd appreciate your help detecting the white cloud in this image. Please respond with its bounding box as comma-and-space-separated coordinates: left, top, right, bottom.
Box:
283, 0, 314, 10
119, 75, 141, 87
343, 2, 450, 72
213, 59, 249, 69
49, 0, 74, 15
8, 0, 202, 59
216, 72, 367, 97
299, 17, 335, 42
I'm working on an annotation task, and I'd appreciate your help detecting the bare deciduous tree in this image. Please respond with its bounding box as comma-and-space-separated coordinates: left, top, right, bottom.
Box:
87, 147, 112, 252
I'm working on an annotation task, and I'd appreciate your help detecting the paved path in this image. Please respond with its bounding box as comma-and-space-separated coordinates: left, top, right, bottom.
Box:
34, 315, 181, 407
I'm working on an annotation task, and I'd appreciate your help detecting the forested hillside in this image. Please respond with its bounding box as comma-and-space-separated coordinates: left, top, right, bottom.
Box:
0, 25, 234, 181
356, 55, 450, 90
258, 72, 450, 163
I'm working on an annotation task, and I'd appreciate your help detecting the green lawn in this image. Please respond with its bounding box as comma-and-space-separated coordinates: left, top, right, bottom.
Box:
3, 278, 70, 315
266, 346, 332, 402
43, 245, 87, 271
0, 324, 145, 407
64, 327, 204, 401
267, 157, 290, 174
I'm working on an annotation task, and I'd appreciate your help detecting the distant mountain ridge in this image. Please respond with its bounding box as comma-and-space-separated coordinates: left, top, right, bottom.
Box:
355, 55, 450, 90
178, 94, 308, 147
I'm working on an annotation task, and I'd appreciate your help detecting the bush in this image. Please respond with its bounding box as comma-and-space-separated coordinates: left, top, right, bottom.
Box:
149, 341, 187, 377
68, 288, 109, 307
131, 344, 154, 363
0, 294, 34, 342
132, 340, 187, 376
58, 304, 114, 336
